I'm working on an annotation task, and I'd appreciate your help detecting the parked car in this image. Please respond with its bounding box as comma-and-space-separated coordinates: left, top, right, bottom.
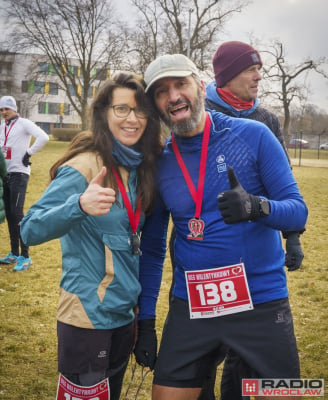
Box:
289, 139, 309, 149
319, 142, 328, 150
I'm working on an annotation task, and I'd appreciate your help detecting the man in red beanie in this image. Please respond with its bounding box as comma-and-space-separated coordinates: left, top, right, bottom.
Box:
204, 40, 305, 400
206, 40, 304, 272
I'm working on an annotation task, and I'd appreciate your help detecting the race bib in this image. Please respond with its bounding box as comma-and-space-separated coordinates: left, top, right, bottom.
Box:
185, 263, 253, 319
1, 146, 11, 160
56, 374, 110, 400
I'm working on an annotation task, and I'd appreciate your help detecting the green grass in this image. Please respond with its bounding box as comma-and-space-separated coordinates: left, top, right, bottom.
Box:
0, 142, 327, 399
290, 147, 328, 158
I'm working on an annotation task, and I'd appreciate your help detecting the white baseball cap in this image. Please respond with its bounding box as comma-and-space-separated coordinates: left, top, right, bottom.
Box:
0, 96, 17, 112
144, 54, 199, 92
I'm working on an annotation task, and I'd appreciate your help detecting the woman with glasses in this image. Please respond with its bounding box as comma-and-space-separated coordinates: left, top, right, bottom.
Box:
20, 72, 162, 399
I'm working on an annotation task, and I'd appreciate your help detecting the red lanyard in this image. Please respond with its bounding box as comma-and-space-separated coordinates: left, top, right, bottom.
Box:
4, 117, 19, 146
111, 168, 141, 234
171, 113, 211, 219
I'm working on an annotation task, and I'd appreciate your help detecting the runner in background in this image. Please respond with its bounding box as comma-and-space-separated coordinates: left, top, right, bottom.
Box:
0, 95, 49, 271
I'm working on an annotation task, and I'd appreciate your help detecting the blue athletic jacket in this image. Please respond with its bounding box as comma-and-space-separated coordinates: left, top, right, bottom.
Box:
21, 152, 145, 329
138, 110, 308, 319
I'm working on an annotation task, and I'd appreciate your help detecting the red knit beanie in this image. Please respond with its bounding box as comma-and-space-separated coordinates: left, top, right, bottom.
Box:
213, 41, 262, 88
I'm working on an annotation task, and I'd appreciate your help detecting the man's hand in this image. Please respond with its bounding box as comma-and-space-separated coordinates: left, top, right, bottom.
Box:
217, 167, 268, 224
284, 232, 304, 271
134, 319, 157, 370
79, 167, 116, 216
22, 152, 31, 167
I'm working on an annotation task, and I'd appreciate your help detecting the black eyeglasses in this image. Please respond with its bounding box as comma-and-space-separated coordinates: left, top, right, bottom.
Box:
109, 104, 148, 119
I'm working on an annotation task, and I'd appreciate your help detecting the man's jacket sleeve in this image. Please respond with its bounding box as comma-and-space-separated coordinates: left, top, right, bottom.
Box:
138, 192, 170, 320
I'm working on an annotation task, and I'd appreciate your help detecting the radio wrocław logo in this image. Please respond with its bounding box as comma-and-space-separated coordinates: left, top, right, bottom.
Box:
242, 379, 324, 397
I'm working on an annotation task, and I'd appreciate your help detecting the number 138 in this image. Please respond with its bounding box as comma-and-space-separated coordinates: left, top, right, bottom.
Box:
196, 281, 237, 305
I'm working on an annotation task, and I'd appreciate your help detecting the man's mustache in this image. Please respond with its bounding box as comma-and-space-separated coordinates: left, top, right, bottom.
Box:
166, 99, 191, 113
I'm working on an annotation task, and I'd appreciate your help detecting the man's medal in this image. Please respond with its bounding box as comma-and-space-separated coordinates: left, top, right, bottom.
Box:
171, 113, 211, 241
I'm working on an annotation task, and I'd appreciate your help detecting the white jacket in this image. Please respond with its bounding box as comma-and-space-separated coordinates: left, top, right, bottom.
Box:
0, 116, 49, 174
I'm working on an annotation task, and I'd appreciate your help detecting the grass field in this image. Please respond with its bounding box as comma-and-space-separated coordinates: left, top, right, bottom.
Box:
0, 141, 327, 399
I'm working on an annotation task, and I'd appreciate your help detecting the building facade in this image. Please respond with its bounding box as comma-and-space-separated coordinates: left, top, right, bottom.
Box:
0, 51, 110, 133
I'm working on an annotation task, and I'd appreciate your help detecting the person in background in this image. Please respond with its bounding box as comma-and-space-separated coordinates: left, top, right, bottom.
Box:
0, 95, 49, 271
206, 41, 305, 273
134, 54, 307, 400
0, 147, 7, 224
20, 72, 162, 400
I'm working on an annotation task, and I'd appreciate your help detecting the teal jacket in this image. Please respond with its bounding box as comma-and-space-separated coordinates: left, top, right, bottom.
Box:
0, 148, 7, 224
21, 152, 145, 330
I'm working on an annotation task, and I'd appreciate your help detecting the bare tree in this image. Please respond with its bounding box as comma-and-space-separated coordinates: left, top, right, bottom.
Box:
1, 0, 126, 129
258, 40, 327, 139
126, 0, 248, 74
290, 103, 328, 136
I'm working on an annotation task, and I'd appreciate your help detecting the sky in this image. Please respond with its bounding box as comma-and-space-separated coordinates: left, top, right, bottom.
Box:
1, 0, 327, 110
220, 0, 328, 111
117, 0, 328, 112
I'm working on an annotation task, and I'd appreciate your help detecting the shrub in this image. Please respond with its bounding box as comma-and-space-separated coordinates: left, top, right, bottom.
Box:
51, 128, 82, 141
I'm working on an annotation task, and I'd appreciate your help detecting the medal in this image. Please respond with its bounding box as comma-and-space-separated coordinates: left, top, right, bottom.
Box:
112, 168, 142, 255
187, 218, 205, 240
172, 113, 211, 241
3, 117, 19, 160
131, 233, 142, 255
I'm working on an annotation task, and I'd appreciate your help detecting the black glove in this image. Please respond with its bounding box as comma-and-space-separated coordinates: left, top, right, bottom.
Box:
284, 232, 304, 271
217, 167, 268, 224
134, 319, 157, 370
22, 152, 31, 167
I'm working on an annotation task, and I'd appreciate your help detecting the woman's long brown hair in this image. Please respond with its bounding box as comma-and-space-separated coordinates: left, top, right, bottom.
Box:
50, 72, 162, 214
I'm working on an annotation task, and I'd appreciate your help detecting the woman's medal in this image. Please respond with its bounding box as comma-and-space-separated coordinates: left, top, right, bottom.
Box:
112, 168, 142, 255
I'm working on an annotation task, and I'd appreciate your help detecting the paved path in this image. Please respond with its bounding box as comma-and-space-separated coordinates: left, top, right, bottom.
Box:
290, 158, 328, 168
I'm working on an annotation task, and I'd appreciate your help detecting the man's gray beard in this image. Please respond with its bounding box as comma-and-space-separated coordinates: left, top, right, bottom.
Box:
160, 90, 205, 136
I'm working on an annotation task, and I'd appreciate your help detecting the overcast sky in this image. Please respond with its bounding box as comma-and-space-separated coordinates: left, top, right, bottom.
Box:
1, 0, 326, 110
117, 0, 328, 111
221, 0, 328, 111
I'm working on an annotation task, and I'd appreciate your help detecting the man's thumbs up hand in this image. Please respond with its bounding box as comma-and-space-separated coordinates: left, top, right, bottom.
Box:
217, 167, 269, 224
227, 166, 240, 190
79, 167, 116, 216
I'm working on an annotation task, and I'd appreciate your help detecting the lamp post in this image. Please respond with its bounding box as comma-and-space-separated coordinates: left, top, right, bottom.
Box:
318, 129, 325, 159
187, 8, 194, 58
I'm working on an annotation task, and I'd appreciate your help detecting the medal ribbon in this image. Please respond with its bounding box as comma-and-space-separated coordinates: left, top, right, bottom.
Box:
4, 116, 19, 145
171, 113, 211, 219
111, 167, 141, 234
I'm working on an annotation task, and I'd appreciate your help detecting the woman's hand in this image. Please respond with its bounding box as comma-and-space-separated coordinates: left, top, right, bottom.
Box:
79, 167, 116, 216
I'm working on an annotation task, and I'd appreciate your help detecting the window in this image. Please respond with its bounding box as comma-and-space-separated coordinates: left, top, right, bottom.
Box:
21, 80, 35, 93
0, 81, 11, 91
39, 62, 49, 74
94, 68, 110, 81
38, 101, 70, 115
38, 102, 48, 114
48, 102, 60, 114
68, 84, 77, 97
34, 81, 44, 94
22, 80, 58, 95
49, 82, 58, 95
0, 61, 13, 74
69, 65, 80, 77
